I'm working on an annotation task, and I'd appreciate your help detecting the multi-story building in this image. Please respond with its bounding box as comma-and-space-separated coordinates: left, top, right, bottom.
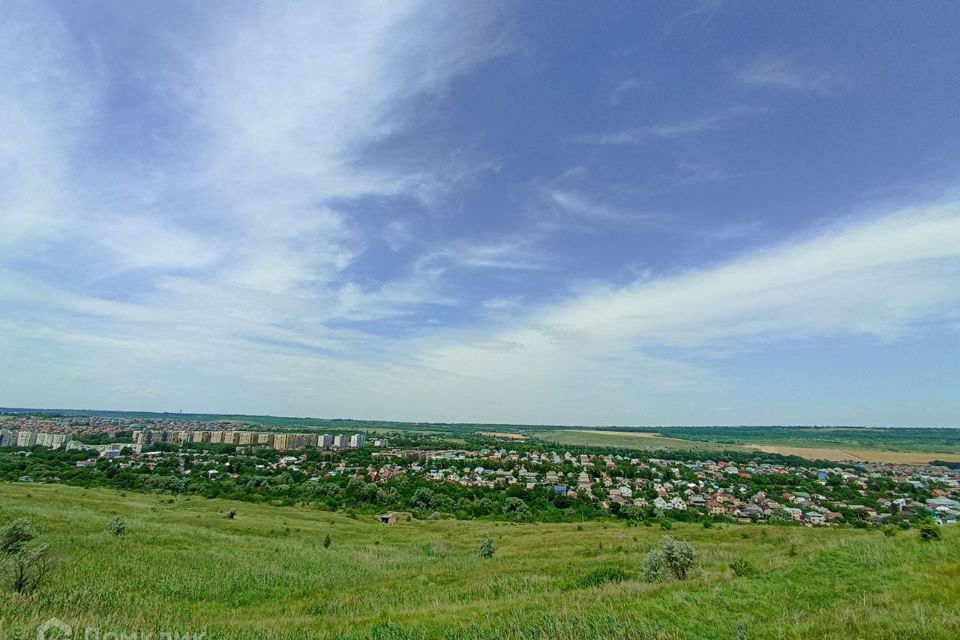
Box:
0, 429, 13, 447
238, 432, 256, 445
333, 434, 349, 449
209, 431, 225, 444
274, 433, 293, 451
16, 430, 38, 447
350, 433, 366, 449
256, 433, 275, 446
373, 438, 388, 448
132, 430, 154, 445
191, 431, 210, 444
35, 433, 73, 449
222, 431, 239, 445
318, 434, 334, 449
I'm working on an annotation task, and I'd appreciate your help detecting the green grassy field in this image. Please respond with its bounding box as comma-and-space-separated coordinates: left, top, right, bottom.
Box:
531, 427, 960, 463
656, 427, 960, 454
535, 429, 744, 452
1, 484, 958, 639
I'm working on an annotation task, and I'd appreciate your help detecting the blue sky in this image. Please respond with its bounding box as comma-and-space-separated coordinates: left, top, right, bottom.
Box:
2, 1, 959, 426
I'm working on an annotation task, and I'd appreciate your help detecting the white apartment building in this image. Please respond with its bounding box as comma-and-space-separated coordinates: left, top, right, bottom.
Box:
36, 433, 73, 449
16, 430, 38, 447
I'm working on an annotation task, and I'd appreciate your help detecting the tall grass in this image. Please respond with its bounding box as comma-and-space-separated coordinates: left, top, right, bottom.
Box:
0, 484, 957, 639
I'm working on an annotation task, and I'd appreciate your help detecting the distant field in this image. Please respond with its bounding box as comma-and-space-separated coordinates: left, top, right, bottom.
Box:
657, 427, 960, 455
1, 484, 958, 639
536, 427, 960, 463
749, 444, 960, 464
535, 429, 742, 452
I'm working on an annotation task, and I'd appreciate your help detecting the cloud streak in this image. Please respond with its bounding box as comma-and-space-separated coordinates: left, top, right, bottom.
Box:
735, 54, 841, 95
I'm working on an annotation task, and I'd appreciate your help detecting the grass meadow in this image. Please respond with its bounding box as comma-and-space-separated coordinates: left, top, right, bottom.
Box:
1, 483, 958, 639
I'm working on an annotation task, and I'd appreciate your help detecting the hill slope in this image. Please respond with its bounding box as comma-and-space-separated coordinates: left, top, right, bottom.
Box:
0, 484, 957, 639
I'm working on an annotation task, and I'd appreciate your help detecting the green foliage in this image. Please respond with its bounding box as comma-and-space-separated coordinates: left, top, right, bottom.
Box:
0, 518, 36, 556
919, 523, 941, 541
107, 516, 126, 536
478, 538, 497, 559
323, 533, 332, 548
729, 557, 753, 577
227, 508, 237, 520
644, 536, 695, 582
0, 517, 55, 594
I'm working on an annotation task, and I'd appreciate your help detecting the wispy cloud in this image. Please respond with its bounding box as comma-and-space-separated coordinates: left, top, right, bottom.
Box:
394, 199, 960, 421
608, 76, 650, 106
535, 200, 960, 347
417, 236, 547, 272
540, 189, 673, 231
735, 54, 841, 95
573, 106, 768, 146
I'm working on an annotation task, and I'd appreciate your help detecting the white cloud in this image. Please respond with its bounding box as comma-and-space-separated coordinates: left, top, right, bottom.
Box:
0, 2, 95, 251
365, 199, 960, 423
534, 201, 960, 347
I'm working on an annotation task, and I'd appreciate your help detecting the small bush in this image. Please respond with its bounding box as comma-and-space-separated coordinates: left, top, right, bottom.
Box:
575, 567, 629, 589
323, 533, 332, 548
107, 517, 126, 536
729, 557, 752, 577
478, 538, 497, 559
644, 548, 670, 582
919, 524, 941, 542
644, 537, 695, 582
1, 518, 56, 594
227, 509, 237, 520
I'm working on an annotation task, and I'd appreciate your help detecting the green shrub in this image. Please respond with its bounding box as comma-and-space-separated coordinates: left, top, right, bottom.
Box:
0, 517, 55, 594
919, 523, 941, 541
323, 533, 332, 548
644, 537, 695, 582
227, 509, 237, 520
478, 538, 497, 559
107, 517, 126, 536
729, 557, 752, 577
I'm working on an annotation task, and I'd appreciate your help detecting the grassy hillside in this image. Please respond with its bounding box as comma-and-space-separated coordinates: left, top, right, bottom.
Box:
1, 484, 958, 640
